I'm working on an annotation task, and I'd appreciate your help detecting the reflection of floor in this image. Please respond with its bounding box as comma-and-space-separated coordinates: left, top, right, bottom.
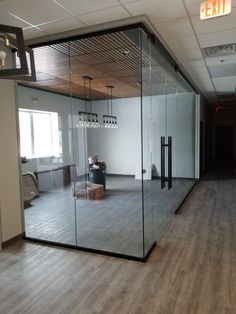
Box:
24, 176, 195, 257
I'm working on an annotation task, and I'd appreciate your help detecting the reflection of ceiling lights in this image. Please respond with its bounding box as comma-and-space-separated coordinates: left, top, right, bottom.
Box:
204, 43, 236, 58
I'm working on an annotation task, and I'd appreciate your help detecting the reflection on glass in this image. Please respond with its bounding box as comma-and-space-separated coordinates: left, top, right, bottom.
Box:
19, 25, 198, 261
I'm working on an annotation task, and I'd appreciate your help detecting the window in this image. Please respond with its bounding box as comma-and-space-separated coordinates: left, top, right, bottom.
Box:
19, 109, 62, 158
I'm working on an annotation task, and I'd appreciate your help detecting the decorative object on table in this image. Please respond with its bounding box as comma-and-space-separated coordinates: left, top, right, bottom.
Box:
73, 182, 104, 200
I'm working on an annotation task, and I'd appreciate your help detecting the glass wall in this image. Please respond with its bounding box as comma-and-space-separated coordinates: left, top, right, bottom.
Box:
19, 25, 198, 260
69, 29, 143, 257
18, 43, 77, 245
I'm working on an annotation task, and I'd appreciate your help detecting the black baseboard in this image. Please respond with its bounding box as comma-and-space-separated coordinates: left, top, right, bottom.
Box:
76, 174, 135, 182
23, 236, 156, 262
106, 173, 135, 178
152, 176, 196, 181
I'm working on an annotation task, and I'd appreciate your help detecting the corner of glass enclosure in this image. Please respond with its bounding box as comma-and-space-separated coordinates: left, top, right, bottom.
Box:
17, 23, 198, 261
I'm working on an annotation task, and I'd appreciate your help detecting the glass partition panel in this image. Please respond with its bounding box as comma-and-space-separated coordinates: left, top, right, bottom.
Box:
18, 24, 198, 261
70, 28, 144, 258
19, 44, 76, 245
167, 87, 197, 209
149, 40, 198, 245
150, 76, 171, 243
140, 28, 155, 255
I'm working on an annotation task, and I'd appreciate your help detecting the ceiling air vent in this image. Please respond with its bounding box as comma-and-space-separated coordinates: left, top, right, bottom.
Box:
204, 44, 236, 58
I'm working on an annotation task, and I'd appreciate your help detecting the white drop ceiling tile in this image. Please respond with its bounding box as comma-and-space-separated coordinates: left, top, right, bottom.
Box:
119, 0, 141, 3
194, 66, 211, 78
78, 6, 130, 26
184, 0, 200, 16
184, 64, 211, 83
124, 0, 187, 23
205, 55, 236, 66
191, 7, 236, 34
188, 72, 215, 92
155, 18, 194, 39
23, 28, 47, 40
39, 17, 84, 34
54, 0, 119, 16
209, 63, 236, 78
213, 76, 236, 92
198, 82, 215, 93
185, 58, 206, 69
165, 35, 199, 53
198, 28, 236, 47
0, 10, 30, 28
185, 64, 206, 78
175, 48, 203, 61
0, 0, 71, 25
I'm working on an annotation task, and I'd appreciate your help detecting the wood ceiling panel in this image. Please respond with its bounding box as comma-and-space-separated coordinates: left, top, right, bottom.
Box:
22, 29, 187, 99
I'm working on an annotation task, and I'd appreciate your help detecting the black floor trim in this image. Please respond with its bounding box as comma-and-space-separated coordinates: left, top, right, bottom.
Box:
23, 236, 156, 262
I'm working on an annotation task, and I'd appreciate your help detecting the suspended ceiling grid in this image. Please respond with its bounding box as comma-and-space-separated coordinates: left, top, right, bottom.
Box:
1, 0, 236, 104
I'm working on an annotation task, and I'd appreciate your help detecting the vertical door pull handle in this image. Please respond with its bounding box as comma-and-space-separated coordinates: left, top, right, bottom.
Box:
161, 136, 165, 189
168, 136, 172, 189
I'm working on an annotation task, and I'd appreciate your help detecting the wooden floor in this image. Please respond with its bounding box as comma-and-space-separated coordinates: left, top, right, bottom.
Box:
1, 178, 236, 313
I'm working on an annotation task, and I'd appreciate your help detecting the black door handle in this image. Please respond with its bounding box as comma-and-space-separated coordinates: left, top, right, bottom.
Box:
161, 136, 165, 189
161, 136, 172, 190
168, 136, 172, 189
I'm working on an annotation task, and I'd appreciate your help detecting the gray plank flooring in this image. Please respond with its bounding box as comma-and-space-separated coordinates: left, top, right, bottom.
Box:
1, 178, 236, 313
24, 176, 194, 257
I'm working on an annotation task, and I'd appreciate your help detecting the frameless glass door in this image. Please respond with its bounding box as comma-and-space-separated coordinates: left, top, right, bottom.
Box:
142, 38, 197, 246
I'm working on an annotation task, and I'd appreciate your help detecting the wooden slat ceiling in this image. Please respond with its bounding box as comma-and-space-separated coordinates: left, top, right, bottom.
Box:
22, 30, 188, 100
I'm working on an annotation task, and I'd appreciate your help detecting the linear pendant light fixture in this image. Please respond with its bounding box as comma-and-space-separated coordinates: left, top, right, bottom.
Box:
77, 79, 118, 129
78, 76, 100, 128
103, 85, 118, 128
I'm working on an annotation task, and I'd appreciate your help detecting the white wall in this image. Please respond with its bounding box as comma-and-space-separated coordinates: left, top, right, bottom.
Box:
17, 86, 87, 176
17, 86, 197, 179
88, 93, 196, 178
151, 93, 196, 179
0, 80, 22, 242
87, 98, 142, 175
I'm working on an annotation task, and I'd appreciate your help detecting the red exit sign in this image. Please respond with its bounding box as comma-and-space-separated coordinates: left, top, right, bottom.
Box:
200, 0, 231, 20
